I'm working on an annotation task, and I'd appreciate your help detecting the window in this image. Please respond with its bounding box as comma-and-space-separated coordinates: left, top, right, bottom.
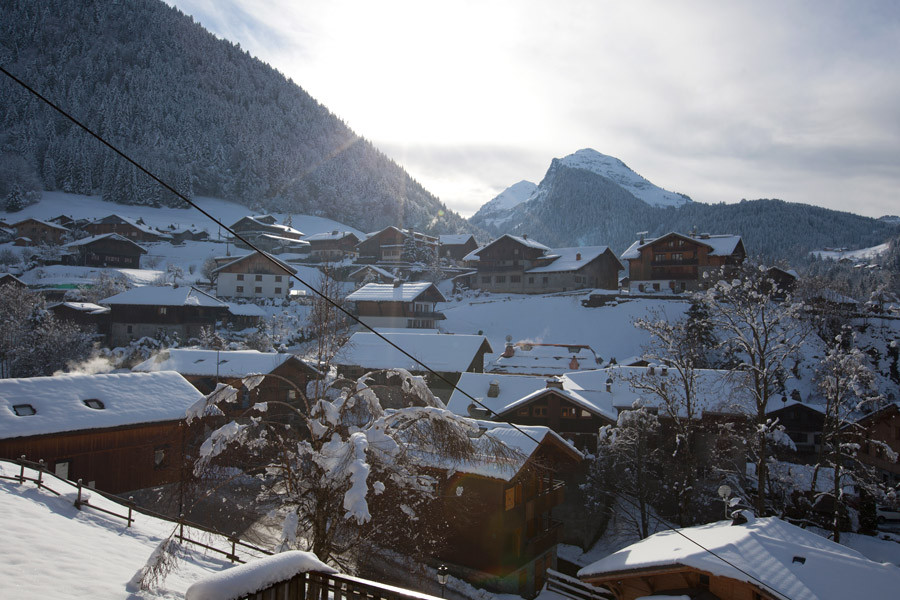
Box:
510, 275, 521, 283
254, 287, 262, 294
255, 274, 263, 281
481, 276, 491, 284
652, 283, 661, 291
54, 460, 70, 480
528, 276, 534, 284
236, 286, 244, 293
275, 288, 282, 294
561, 406, 576, 418
126, 325, 133, 334
505, 487, 516, 510
158, 307, 167, 315
533, 406, 547, 417
83, 399, 105, 410
275, 275, 282, 282
154, 447, 168, 468
12, 404, 36, 416
654, 253, 665, 262
517, 407, 530, 416
542, 277, 548, 284
495, 275, 506, 283
671, 253, 683, 262
236, 274, 244, 281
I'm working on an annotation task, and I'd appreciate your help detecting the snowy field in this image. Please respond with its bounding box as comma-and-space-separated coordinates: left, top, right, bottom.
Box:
810, 243, 890, 262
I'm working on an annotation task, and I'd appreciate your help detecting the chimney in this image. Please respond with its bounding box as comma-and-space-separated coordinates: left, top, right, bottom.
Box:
502, 342, 515, 358
546, 377, 564, 390
487, 380, 500, 398
700, 232, 710, 239
605, 376, 613, 393
648, 363, 656, 375
576, 252, 582, 261
639, 233, 645, 244
393, 278, 402, 288
332, 230, 338, 235
522, 234, 528, 240
660, 365, 668, 376
569, 355, 580, 370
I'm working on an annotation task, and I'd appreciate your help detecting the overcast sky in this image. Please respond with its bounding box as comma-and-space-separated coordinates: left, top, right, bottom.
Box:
167, 0, 899, 219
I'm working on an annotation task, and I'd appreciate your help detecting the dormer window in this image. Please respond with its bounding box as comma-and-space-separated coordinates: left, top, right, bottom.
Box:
12, 404, 36, 416
83, 399, 105, 410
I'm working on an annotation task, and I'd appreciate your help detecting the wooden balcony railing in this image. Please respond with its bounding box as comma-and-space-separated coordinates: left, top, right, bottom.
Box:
237, 570, 445, 600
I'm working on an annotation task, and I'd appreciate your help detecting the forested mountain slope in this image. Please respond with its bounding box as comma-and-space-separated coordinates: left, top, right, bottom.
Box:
0, 0, 470, 234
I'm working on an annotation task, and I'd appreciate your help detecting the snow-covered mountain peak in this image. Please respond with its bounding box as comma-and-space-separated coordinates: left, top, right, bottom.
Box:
559, 148, 691, 208
485, 180, 538, 212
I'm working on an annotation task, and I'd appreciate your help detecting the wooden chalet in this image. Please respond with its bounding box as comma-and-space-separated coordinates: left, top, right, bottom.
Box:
356, 226, 438, 264
12, 218, 70, 245
439, 234, 479, 262
345, 281, 446, 329
0, 273, 27, 288
0, 372, 205, 494
48, 301, 110, 332
303, 230, 361, 260
766, 395, 824, 457
133, 349, 320, 421
621, 231, 746, 293
332, 332, 493, 401
214, 251, 297, 299
578, 516, 900, 599
171, 228, 209, 244
462, 235, 622, 294
99, 285, 230, 346
855, 403, 900, 486
348, 264, 397, 285
84, 214, 166, 242
48, 214, 76, 228
431, 425, 583, 597
229, 215, 308, 254
62, 233, 147, 268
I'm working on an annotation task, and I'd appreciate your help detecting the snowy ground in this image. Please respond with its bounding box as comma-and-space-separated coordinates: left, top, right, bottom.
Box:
810, 243, 890, 262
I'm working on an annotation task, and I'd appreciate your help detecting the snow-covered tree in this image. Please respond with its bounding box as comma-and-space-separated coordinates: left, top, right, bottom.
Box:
192, 368, 516, 570
811, 329, 890, 542
698, 263, 809, 515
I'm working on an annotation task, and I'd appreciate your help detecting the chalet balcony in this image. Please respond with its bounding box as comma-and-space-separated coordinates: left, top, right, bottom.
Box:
651, 258, 698, 266
410, 310, 446, 320
523, 518, 562, 559
476, 263, 523, 272
648, 269, 699, 280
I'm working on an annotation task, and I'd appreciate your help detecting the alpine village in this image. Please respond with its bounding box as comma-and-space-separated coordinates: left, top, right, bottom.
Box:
2, 2, 900, 600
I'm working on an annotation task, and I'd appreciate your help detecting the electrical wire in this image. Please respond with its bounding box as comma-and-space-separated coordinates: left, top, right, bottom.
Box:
1, 63, 797, 600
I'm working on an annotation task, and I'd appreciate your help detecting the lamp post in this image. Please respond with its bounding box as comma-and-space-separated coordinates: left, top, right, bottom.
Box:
437, 565, 449, 598
718, 484, 732, 519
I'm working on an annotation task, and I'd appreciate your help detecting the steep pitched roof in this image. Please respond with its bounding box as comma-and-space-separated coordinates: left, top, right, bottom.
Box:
439, 234, 476, 245
0, 371, 204, 439
133, 349, 314, 378
12, 217, 70, 232
63, 233, 148, 253
212, 251, 298, 275
525, 246, 624, 273
621, 232, 743, 260
468, 234, 551, 261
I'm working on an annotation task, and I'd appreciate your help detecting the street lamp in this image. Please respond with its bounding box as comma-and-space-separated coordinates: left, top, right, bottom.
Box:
717, 484, 732, 519
437, 565, 449, 598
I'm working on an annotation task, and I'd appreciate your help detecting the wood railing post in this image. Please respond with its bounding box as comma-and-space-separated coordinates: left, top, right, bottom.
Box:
127, 496, 135, 527
18, 455, 26, 483
75, 479, 83, 508
179, 513, 185, 542
229, 531, 237, 563
36, 459, 45, 489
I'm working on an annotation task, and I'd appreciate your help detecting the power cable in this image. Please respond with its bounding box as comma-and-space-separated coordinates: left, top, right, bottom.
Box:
1, 64, 797, 600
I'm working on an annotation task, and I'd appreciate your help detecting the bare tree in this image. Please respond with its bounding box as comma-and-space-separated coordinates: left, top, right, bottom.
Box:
698, 263, 809, 515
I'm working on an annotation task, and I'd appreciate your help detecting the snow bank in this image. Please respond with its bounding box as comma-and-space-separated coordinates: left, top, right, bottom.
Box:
184, 551, 335, 600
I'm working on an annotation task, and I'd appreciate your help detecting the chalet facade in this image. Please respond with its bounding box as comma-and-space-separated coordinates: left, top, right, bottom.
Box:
356, 226, 438, 264
99, 285, 230, 346
348, 265, 397, 285
852, 404, 900, 486
433, 425, 583, 597
62, 233, 147, 268
333, 332, 493, 401
462, 235, 622, 294
214, 251, 296, 299
621, 232, 746, 293
0, 273, 26, 288
346, 281, 446, 329
48, 301, 110, 331
439, 234, 479, 262
12, 218, 70, 245
0, 372, 205, 494
303, 230, 361, 260
84, 214, 165, 242
766, 396, 824, 457
133, 349, 319, 421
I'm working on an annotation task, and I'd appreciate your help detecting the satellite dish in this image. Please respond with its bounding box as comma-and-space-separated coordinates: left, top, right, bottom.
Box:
718, 484, 732, 499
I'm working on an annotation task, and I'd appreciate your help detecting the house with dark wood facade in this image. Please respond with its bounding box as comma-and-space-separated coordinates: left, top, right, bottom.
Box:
348, 264, 397, 285
12, 218, 70, 245
439, 234, 479, 263
303, 230, 361, 261
346, 281, 446, 329
48, 301, 110, 332
84, 214, 166, 242
356, 226, 439, 264
0, 273, 27, 288
856, 403, 900, 487
214, 251, 297, 300
62, 233, 147, 268
133, 349, 320, 420
621, 231, 746, 293
430, 424, 583, 597
99, 285, 230, 346
462, 235, 623, 294
0, 371, 205, 494
229, 215, 308, 254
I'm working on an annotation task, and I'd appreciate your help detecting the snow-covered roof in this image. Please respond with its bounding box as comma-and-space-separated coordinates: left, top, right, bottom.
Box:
439, 234, 475, 245
474, 234, 551, 257
212, 251, 297, 275
0, 372, 205, 439
446, 372, 557, 418
526, 246, 622, 274
185, 551, 335, 600
12, 217, 70, 231
0, 273, 25, 286
49, 301, 110, 314
133, 349, 306, 378
235, 216, 305, 238
578, 516, 900, 599
499, 385, 616, 421
333, 332, 492, 373
621, 233, 743, 260
303, 230, 358, 242
63, 232, 148, 253
99, 285, 228, 308
227, 302, 267, 317
489, 343, 603, 376
348, 265, 396, 280
89, 214, 162, 236
255, 233, 310, 245
0, 461, 266, 598
345, 282, 445, 303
